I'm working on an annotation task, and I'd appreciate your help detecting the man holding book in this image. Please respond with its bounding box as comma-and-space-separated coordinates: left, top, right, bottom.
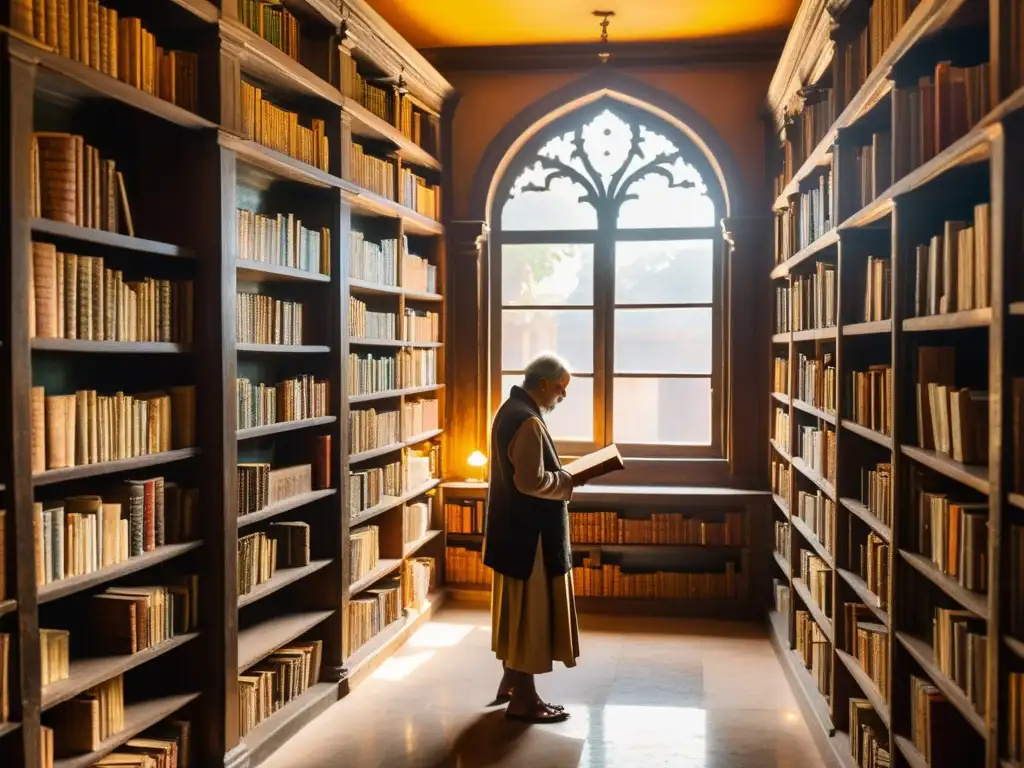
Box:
484, 352, 622, 724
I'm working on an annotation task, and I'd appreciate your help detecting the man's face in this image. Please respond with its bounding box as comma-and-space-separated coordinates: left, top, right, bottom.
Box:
538, 373, 571, 413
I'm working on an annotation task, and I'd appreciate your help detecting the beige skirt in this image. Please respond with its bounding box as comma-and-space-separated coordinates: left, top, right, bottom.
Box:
490, 538, 580, 675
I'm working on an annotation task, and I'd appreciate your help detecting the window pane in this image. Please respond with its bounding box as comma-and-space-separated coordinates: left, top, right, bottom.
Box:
614, 377, 711, 445
502, 309, 593, 374
502, 244, 594, 306
502, 374, 593, 442
502, 166, 597, 231
618, 171, 715, 229
614, 308, 711, 374
615, 240, 713, 305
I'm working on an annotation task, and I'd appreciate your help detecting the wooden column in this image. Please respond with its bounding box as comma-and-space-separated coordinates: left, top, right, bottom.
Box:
1, 37, 42, 768
722, 216, 772, 485
446, 221, 489, 480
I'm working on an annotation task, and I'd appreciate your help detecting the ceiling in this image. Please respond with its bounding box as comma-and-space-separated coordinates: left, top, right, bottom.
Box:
366, 0, 801, 49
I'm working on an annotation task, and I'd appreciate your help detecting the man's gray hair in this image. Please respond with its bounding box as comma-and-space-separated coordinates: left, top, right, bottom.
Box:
523, 352, 571, 390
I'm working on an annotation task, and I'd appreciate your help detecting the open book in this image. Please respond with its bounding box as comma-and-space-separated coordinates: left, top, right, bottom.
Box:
561, 444, 624, 485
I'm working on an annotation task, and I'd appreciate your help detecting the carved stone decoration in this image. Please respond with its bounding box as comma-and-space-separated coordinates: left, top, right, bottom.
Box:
505, 107, 707, 224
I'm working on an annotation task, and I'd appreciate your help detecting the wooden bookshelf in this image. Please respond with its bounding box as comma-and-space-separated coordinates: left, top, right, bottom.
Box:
440, 482, 768, 617
0, 2, 453, 766
765, 1, 1024, 766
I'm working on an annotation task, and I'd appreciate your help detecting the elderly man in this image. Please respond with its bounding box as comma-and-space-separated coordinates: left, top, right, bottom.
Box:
483, 352, 579, 724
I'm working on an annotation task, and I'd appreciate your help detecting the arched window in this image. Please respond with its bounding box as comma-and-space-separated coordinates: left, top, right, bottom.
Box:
492, 97, 725, 458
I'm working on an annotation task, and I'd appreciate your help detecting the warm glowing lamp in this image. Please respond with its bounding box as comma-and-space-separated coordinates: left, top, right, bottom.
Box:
466, 450, 488, 483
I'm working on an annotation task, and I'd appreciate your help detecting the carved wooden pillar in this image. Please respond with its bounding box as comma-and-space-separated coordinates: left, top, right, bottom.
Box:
446, 221, 490, 479
721, 216, 772, 485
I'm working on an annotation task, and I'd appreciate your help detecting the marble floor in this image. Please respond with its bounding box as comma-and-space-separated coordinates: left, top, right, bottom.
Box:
261, 605, 829, 768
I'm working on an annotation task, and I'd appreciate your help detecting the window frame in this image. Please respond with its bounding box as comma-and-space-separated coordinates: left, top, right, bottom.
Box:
489, 99, 727, 460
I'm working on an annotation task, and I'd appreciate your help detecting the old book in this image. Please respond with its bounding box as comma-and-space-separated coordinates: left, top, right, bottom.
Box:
0, 631, 9, 723
31, 385, 47, 474
32, 242, 59, 338
34, 133, 77, 224
314, 435, 331, 489
117, 171, 134, 236
561, 444, 624, 485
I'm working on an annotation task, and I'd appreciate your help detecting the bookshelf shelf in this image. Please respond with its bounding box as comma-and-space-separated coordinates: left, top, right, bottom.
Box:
165, 0, 220, 23
405, 428, 444, 445
771, 228, 839, 279
30, 339, 191, 354
903, 309, 992, 332
1005, 635, 1024, 660
349, 478, 442, 527
899, 550, 988, 619
788, 647, 836, 736
831, 731, 859, 768
772, 391, 790, 406
836, 568, 889, 626
235, 260, 331, 284
348, 559, 403, 596
791, 327, 837, 342
223, 133, 353, 191
897, 632, 986, 735
348, 442, 404, 464
238, 681, 338, 763
343, 187, 444, 236
839, 498, 891, 543
770, 439, 792, 462
403, 289, 445, 303
836, 198, 893, 232
238, 610, 335, 672
344, 100, 442, 171
836, 648, 890, 728
793, 578, 834, 644
222, 20, 343, 107
52, 692, 201, 768
894, 735, 931, 768
0, 599, 17, 617
792, 398, 837, 425
236, 416, 337, 440
238, 559, 333, 609
1009, 301, 1024, 316
349, 338, 405, 348
900, 445, 989, 495
349, 384, 445, 404
773, 493, 789, 515
403, 530, 443, 557
0, 722, 21, 739
772, 332, 790, 344
841, 420, 893, 450
32, 448, 200, 487
1009, 493, 1024, 511
28, 40, 216, 131
37, 542, 203, 605
791, 515, 835, 569
791, 457, 836, 500
347, 279, 403, 298
842, 320, 892, 336
41, 633, 200, 712
235, 344, 332, 355
30, 219, 195, 259
237, 489, 338, 529
773, 549, 790, 574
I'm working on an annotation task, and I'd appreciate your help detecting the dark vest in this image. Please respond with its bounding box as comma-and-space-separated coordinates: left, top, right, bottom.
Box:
482, 386, 571, 581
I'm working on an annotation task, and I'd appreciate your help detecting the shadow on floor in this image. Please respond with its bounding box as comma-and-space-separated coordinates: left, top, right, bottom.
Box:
425, 709, 584, 768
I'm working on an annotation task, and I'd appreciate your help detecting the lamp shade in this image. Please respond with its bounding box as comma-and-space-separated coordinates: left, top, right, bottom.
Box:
467, 450, 487, 468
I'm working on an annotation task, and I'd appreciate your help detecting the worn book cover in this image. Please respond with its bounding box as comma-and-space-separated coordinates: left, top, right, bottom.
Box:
562, 444, 624, 485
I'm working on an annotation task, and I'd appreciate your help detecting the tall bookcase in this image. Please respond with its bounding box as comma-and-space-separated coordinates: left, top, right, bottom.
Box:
766, 1, 1024, 767
0, 1, 451, 766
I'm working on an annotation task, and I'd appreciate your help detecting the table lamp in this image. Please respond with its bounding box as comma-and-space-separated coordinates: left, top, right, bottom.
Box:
467, 450, 487, 483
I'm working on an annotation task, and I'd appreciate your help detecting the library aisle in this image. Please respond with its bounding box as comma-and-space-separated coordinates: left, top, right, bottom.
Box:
260, 606, 825, 768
